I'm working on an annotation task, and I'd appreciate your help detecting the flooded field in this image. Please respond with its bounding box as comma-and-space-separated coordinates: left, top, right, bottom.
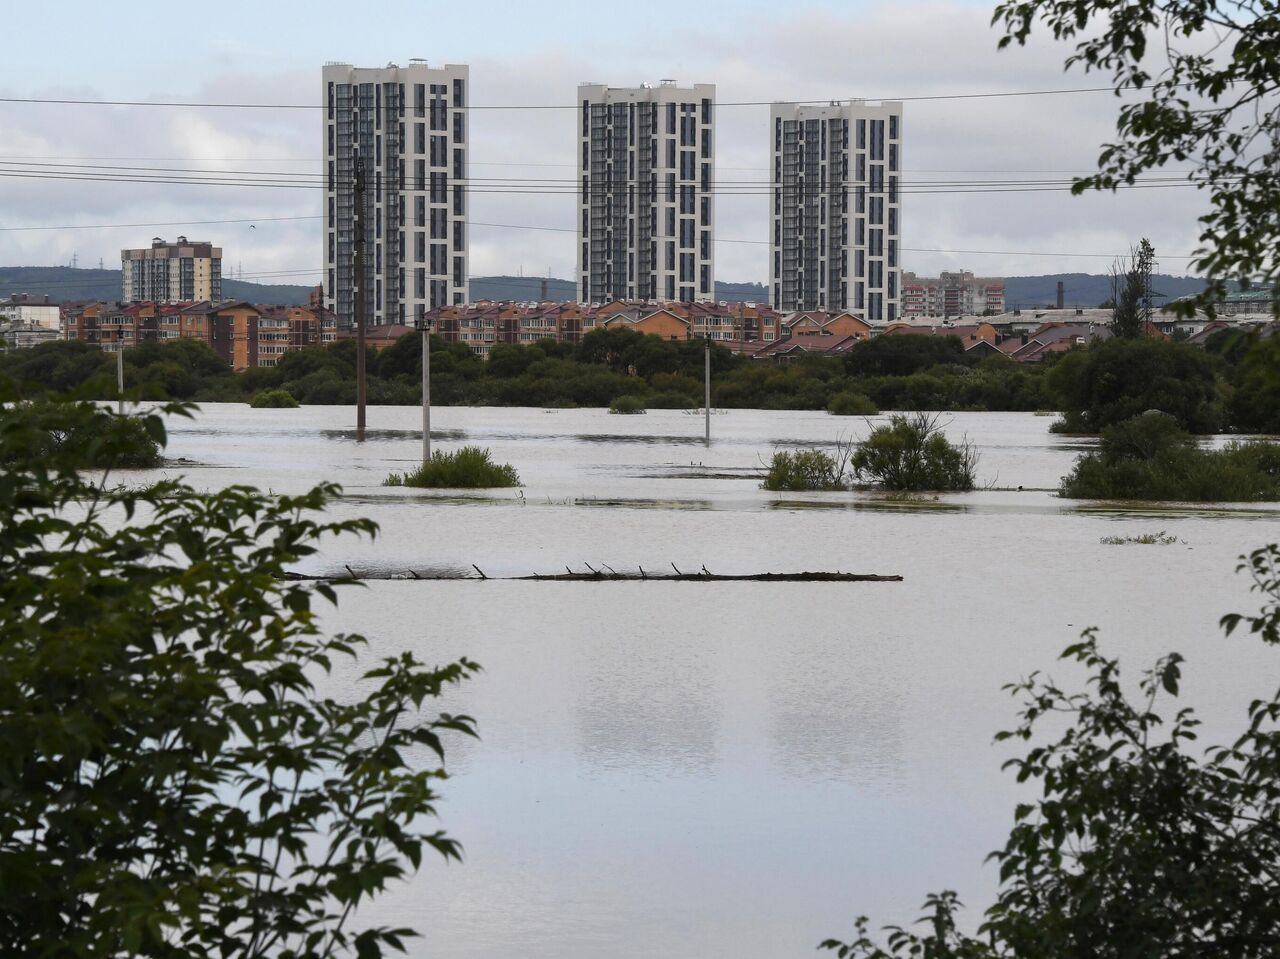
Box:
152, 405, 1278, 958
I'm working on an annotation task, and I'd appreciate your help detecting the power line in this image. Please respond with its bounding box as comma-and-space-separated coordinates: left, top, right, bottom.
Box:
0, 214, 319, 233
0, 85, 1129, 111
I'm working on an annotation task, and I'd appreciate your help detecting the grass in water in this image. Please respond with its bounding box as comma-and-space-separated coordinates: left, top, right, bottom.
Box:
1100, 531, 1183, 545
384, 445, 521, 489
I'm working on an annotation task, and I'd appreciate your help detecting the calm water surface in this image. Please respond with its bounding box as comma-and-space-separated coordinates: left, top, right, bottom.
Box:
155, 405, 1278, 958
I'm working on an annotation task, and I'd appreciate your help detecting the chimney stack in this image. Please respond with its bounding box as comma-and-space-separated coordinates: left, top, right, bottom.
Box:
1056, 281, 1065, 310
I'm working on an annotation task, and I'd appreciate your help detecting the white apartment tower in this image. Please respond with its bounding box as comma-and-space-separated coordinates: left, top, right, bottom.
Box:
323, 62, 468, 328
769, 101, 902, 322
577, 81, 715, 304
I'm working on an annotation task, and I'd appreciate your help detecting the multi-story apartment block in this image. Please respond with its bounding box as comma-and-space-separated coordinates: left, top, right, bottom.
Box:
577, 81, 715, 304
323, 61, 469, 329
121, 237, 222, 303
769, 101, 902, 323
901, 270, 1005, 318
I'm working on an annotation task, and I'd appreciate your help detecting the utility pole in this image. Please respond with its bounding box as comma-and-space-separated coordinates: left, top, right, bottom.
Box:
421, 317, 431, 463
116, 347, 124, 415
354, 152, 367, 442
703, 332, 711, 446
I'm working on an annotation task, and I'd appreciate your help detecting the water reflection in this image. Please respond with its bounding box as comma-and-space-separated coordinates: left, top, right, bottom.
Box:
576, 617, 720, 776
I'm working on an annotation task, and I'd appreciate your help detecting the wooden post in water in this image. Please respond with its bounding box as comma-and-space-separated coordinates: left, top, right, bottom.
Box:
703, 332, 711, 446
353, 152, 367, 442
116, 347, 124, 415
421, 319, 431, 463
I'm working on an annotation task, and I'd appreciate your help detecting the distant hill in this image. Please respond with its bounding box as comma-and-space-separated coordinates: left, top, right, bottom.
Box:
1003, 273, 1211, 310
0, 267, 314, 306
469, 275, 577, 302
0, 266, 1218, 314
468, 276, 769, 303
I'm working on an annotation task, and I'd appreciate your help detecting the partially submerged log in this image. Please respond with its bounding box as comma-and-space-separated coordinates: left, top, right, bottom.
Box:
282, 567, 902, 583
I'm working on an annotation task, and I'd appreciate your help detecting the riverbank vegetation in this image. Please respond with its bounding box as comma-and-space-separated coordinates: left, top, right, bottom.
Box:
3, 325, 1273, 432
383, 445, 521, 489
249, 388, 299, 408
1060, 413, 1280, 502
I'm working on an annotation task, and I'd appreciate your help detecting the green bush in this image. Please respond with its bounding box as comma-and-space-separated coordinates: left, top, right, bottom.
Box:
249, 388, 299, 409
384, 445, 521, 489
827, 391, 879, 416
609, 394, 648, 414
761, 448, 850, 491
1047, 337, 1224, 433
0, 398, 163, 470
1060, 412, 1280, 501
851, 412, 978, 491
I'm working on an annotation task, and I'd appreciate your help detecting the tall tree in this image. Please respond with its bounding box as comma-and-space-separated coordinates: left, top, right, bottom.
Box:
1109, 238, 1155, 339
992, 0, 1280, 315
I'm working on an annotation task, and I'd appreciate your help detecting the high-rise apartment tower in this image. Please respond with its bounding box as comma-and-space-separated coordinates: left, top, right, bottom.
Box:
323, 61, 468, 328
121, 237, 221, 303
769, 101, 902, 322
577, 81, 715, 304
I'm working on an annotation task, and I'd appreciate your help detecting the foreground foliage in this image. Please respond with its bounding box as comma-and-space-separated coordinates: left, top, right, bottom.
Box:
0, 392, 478, 958
851, 413, 978, 491
383, 445, 521, 489
1060, 412, 1280, 501
993, 0, 1280, 315
824, 541, 1280, 958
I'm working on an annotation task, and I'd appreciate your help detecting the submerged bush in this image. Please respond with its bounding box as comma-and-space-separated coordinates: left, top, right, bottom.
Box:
851, 412, 978, 491
0, 397, 163, 470
384, 445, 521, 489
761, 448, 850, 491
827, 391, 879, 416
1060, 412, 1280, 501
249, 388, 299, 409
609, 394, 647, 414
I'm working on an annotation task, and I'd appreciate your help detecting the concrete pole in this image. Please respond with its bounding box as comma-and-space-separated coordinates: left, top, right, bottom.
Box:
354, 153, 367, 442
704, 333, 711, 446
116, 346, 124, 415
421, 323, 431, 463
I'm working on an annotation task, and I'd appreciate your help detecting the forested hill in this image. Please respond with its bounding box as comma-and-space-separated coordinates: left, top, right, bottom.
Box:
1004, 273, 1210, 310
0, 267, 314, 306
1, 266, 1210, 311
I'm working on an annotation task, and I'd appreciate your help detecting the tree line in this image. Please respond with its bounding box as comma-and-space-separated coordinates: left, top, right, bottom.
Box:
2, 323, 1275, 433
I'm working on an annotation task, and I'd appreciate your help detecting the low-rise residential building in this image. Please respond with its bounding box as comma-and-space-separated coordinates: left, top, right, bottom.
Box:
0, 293, 61, 331
58, 299, 332, 370
420, 300, 785, 355
901, 271, 1005, 318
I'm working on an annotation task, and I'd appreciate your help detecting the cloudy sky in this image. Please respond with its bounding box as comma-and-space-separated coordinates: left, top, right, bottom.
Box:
0, 0, 1212, 289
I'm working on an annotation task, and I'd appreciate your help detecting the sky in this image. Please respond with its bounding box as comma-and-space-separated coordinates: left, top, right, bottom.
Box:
0, 0, 1215, 290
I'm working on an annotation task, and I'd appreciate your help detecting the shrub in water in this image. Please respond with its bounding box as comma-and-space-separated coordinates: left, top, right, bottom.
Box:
761, 448, 850, 491
850, 412, 977, 491
0, 399, 163, 470
250, 388, 300, 409
383, 445, 520, 489
827, 391, 879, 416
1060, 412, 1280, 501
609, 394, 648, 414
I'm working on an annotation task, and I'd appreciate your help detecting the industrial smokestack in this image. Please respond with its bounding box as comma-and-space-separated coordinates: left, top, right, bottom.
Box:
540, 278, 548, 302
1056, 281, 1064, 310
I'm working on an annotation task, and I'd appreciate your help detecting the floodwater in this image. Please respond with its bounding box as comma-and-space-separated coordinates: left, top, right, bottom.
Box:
154, 405, 1278, 958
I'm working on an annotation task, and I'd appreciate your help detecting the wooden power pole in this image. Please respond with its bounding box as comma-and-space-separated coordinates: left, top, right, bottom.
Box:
353, 153, 367, 441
